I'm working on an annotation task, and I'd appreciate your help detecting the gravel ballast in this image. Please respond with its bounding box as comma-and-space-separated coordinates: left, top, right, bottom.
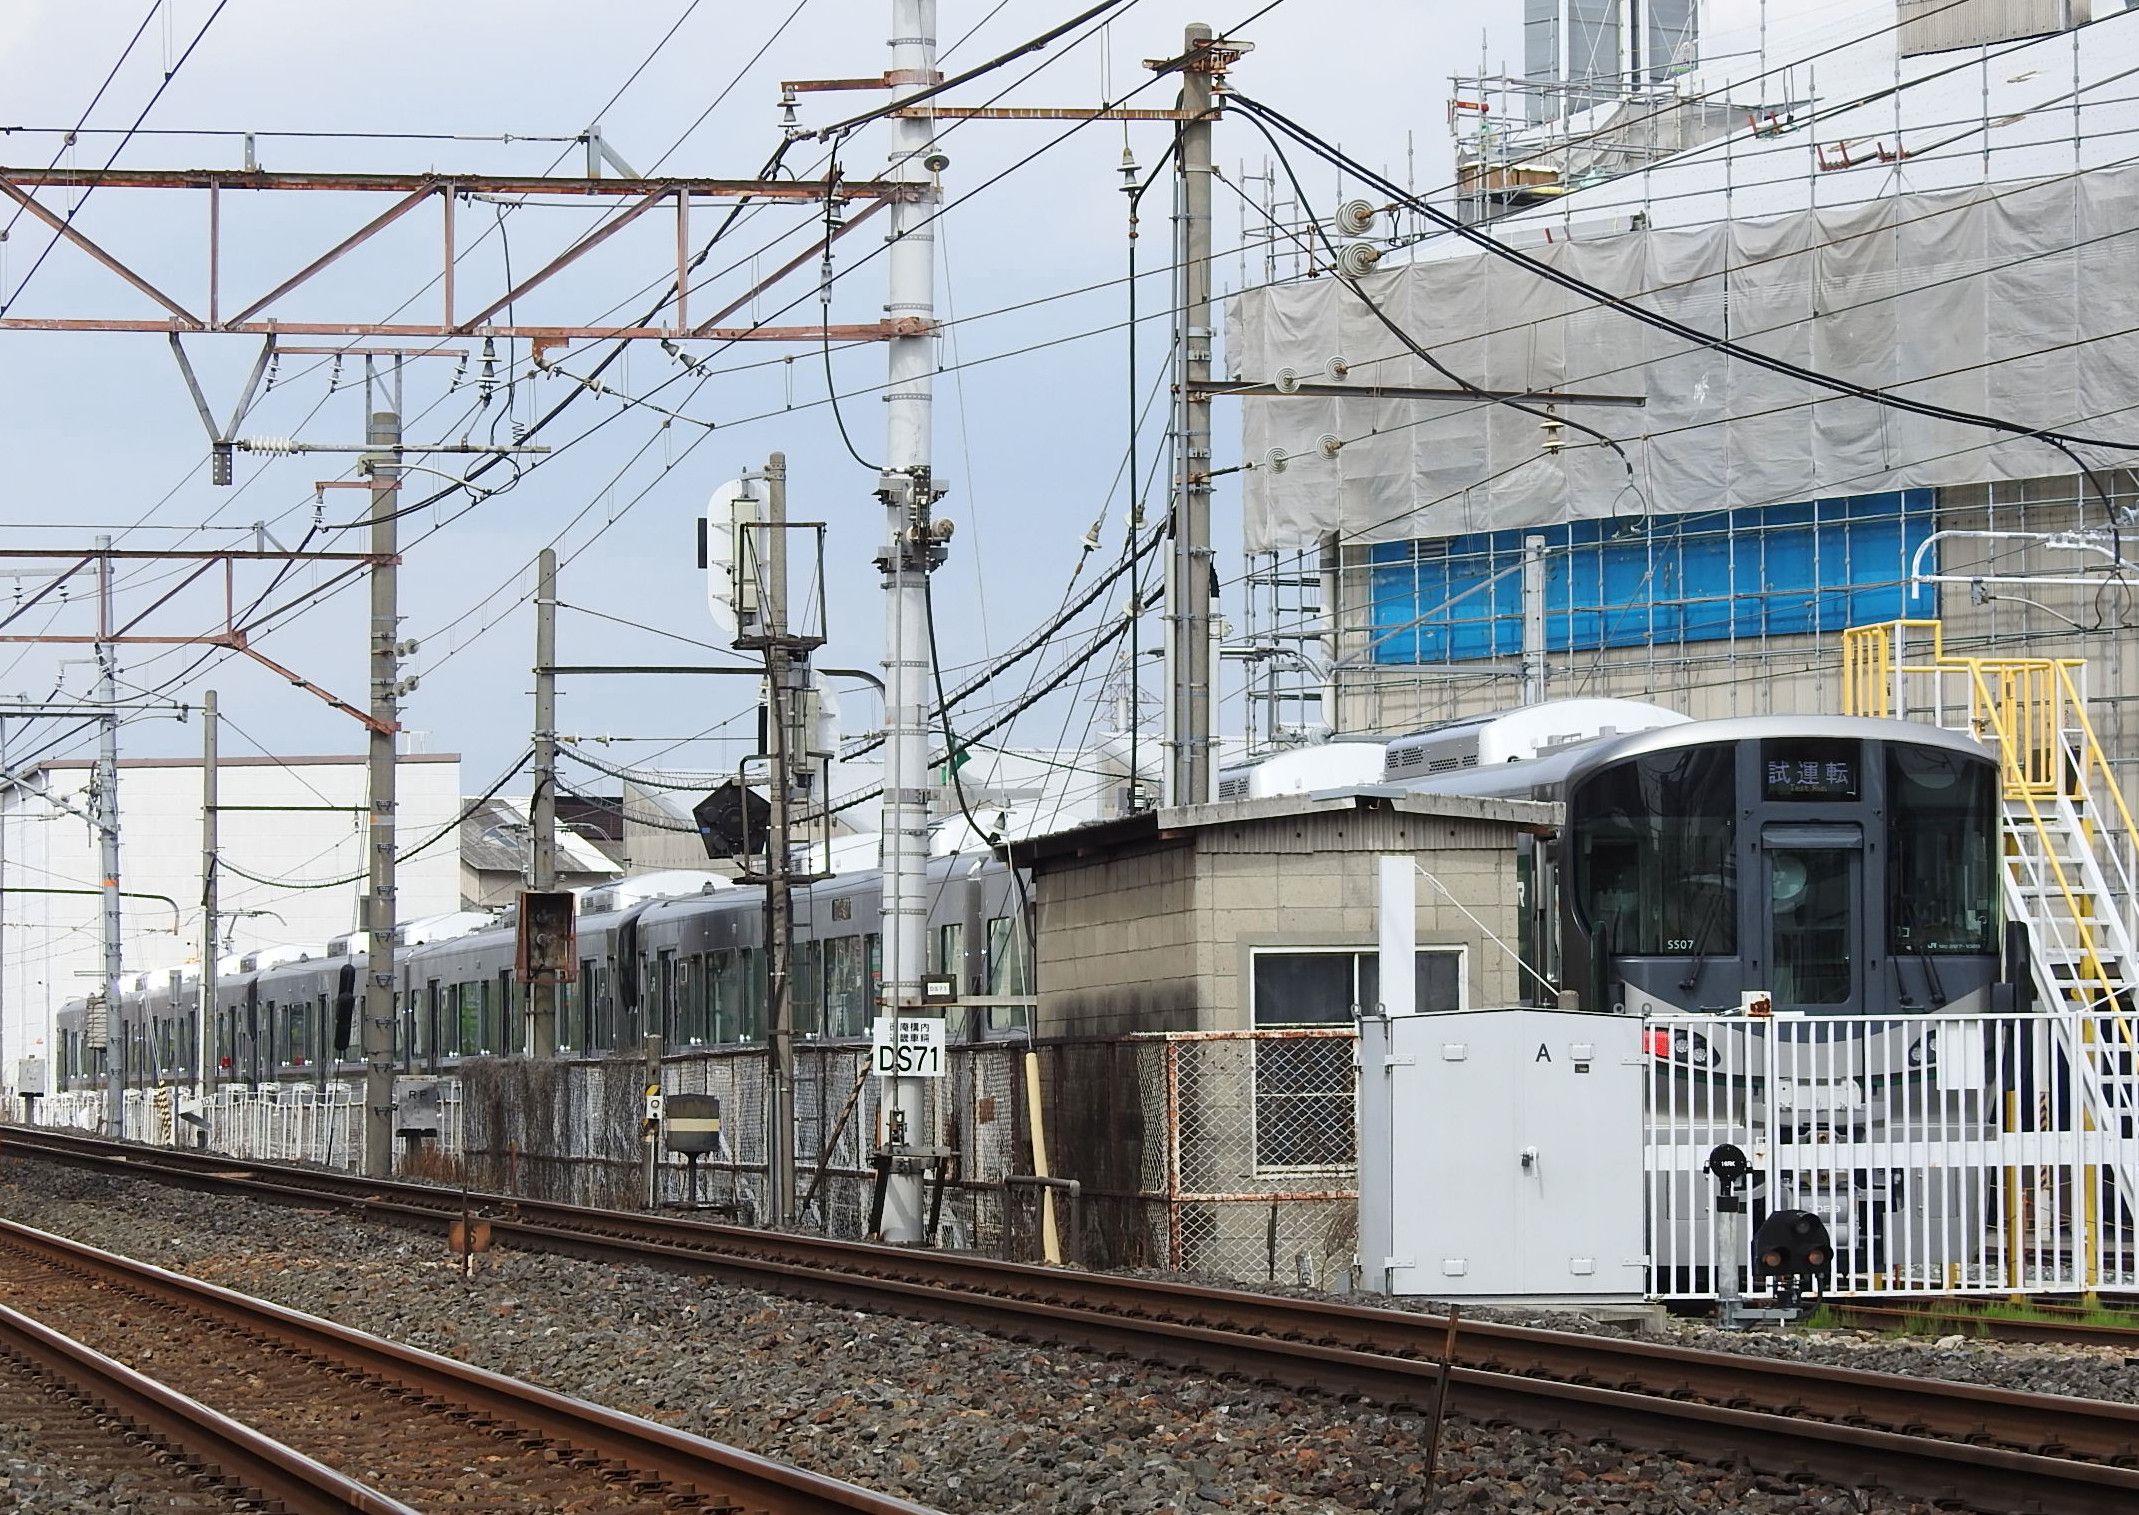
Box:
0, 1155, 2010, 1513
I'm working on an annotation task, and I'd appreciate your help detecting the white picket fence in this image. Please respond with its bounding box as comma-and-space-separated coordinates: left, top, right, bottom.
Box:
33, 1083, 464, 1171
1646, 1010, 2138, 1297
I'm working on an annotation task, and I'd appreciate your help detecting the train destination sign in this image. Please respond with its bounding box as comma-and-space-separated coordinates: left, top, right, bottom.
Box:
1761, 740, 1860, 800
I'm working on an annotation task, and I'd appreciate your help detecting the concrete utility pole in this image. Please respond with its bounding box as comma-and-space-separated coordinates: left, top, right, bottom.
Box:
761, 453, 799, 1227
198, 689, 217, 1097
1168, 22, 1218, 806
529, 548, 559, 1058
875, 0, 945, 1245
361, 383, 401, 1178
95, 536, 125, 1136
1521, 535, 1547, 707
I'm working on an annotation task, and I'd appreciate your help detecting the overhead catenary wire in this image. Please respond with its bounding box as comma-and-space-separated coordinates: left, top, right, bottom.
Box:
9, 0, 1283, 786
2, 0, 233, 316
1228, 90, 2139, 465
217, 750, 533, 892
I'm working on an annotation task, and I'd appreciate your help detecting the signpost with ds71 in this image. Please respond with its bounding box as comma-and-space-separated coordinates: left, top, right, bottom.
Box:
870, 1015, 945, 1078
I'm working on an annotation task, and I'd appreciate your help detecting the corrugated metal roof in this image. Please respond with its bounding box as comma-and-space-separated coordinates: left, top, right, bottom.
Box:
459, 797, 620, 877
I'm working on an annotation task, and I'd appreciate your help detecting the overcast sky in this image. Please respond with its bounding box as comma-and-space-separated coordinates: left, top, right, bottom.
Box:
0, 0, 1517, 809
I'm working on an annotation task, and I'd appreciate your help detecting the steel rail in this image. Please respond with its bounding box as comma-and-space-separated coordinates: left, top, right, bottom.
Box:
9, 1126, 2139, 1513
0, 1211, 939, 1515
0, 1300, 417, 1515
1821, 1301, 2139, 1350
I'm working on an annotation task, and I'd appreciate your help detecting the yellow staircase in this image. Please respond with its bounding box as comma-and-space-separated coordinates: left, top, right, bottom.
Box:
1844, 619, 2138, 1278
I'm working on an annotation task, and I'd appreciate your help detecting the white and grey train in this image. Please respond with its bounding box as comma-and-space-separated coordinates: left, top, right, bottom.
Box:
56, 855, 1032, 1091
63, 699, 2015, 1286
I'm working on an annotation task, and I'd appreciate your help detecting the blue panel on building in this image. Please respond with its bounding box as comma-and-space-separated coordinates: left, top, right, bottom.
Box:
1366, 491, 1936, 665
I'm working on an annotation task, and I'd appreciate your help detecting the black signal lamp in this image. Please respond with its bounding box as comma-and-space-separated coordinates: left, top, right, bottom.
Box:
1749, 1208, 1834, 1308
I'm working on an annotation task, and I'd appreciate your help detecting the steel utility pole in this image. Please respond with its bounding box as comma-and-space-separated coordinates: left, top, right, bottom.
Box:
762, 454, 798, 1227
529, 548, 559, 1059
95, 536, 125, 1135
361, 378, 402, 1178
1168, 22, 1218, 806
875, 0, 944, 1245
198, 689, 218, 1097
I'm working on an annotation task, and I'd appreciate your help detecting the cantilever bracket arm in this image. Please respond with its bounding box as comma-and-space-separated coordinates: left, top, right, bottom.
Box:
170, 333, 276, 463
229, 636, 396, 736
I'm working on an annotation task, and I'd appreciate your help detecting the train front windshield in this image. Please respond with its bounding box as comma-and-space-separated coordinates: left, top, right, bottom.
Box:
1573, 747, 1738, 960
1568, 731, 2000, 1017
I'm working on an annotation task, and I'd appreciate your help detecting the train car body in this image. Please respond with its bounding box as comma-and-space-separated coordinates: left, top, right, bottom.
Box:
56, 851, 1029, 1090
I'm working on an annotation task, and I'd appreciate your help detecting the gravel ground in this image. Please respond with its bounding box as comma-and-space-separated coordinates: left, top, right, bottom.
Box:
0, 1156, 1960, 1514
0, 1388, 216, 1514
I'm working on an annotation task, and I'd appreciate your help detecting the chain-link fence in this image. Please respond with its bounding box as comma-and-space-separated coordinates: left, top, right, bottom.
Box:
1142, 1030, 1359, 1285
30, 1029, 1364, 1288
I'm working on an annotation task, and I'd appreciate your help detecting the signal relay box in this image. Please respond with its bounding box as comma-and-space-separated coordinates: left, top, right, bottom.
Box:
1357, 1008, 1646, 1300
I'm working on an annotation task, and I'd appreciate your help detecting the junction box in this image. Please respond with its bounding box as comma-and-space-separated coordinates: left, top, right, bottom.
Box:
1357, 1009, 1646, 1299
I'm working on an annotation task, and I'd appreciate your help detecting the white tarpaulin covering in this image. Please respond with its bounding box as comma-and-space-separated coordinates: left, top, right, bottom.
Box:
1229, 168, 2139, 552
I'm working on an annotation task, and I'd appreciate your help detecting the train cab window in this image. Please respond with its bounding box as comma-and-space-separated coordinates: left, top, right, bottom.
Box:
1573, 748, 1737, 956
1768, 849, 1854, 1005
1888, 745, 1998, 955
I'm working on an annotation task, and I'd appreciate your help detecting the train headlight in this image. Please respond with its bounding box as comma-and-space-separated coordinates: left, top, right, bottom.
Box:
1907, 1030, 1936, 1069
1674, 1030, 1715, 1067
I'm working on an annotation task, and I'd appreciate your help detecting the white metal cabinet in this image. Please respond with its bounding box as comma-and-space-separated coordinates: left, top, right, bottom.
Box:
1358, 1009, 1646, 1298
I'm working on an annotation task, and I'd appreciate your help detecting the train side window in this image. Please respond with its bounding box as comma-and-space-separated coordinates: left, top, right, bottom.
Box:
656, 949, 677, 1044
935, 924, 962, 990
677, 954, 705, 1045
736, 946, 765, 1042
823, 937, 867, 1039
587, 960, 611, 1051
986, 916, 1030, 996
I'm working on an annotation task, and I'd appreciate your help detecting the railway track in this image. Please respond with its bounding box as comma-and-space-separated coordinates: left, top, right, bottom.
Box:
1820, 1299, 2139, 1351
0, 1299, 409, 1513
8, 1124, 2139, 1515
0, 1203, 937, 1515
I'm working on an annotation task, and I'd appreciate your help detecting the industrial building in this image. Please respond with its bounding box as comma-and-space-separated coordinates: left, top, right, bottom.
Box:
1233, 0, 2137, 773
0, 753, 463, 1099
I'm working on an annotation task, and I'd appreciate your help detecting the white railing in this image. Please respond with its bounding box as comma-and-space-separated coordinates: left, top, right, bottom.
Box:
1645, 1010, 2136, 1297
32, 1082, 464, 1173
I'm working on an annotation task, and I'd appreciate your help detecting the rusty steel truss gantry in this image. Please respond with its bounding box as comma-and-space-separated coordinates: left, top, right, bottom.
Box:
0, 166, 917, 345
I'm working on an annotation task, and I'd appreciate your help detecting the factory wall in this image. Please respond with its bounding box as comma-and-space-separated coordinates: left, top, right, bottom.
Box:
1, 754, 461, 1096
